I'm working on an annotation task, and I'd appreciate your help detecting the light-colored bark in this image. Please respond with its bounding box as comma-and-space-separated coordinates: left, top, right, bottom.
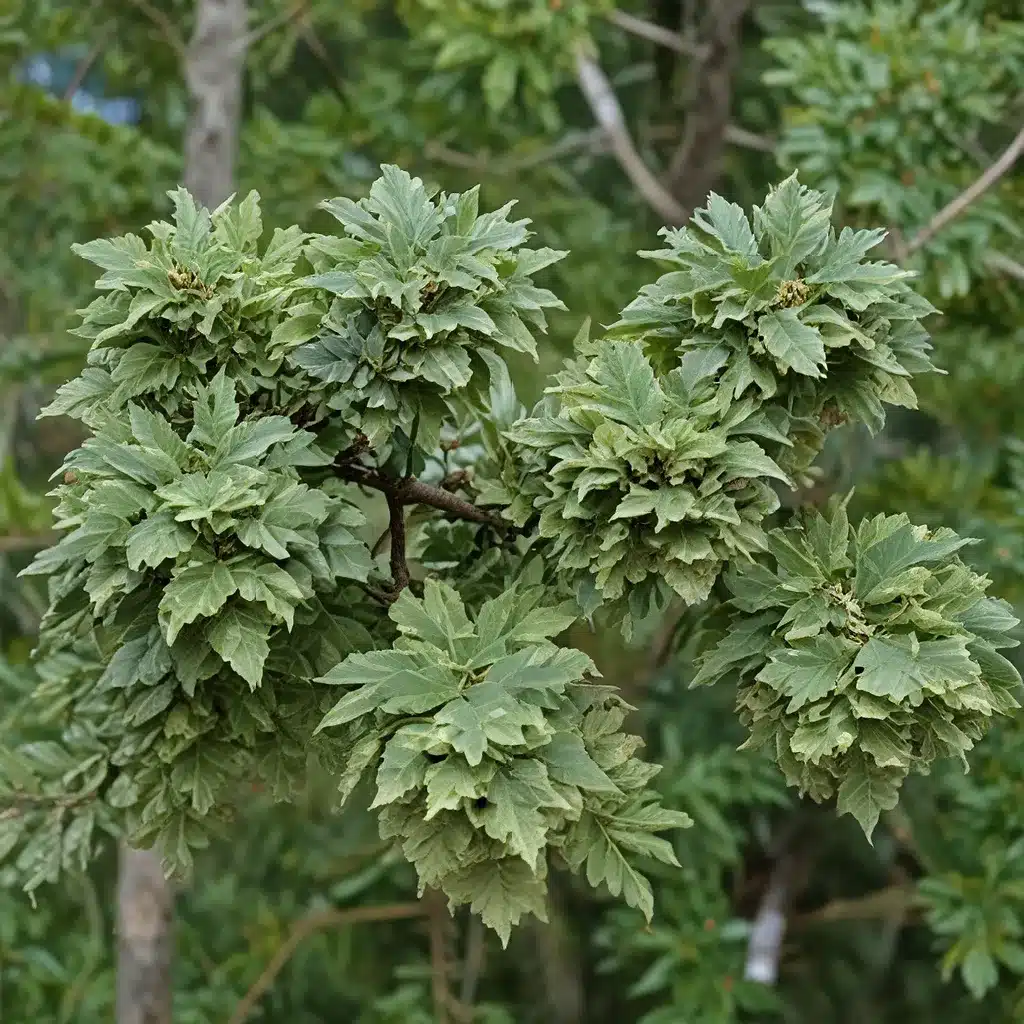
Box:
116, 3, 248, 1021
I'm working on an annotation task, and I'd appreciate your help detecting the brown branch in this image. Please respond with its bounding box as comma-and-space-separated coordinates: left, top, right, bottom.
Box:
425, 121, 771, 177
574, 47, 688, 225
985, 250, 1024, 282
606, 9, 707, 58
428, 890, 453, 1024
793, 885, 918, 927
64, 20, 110, 101
385, 489, 410, 594
335, 462, 512, 531
239, 0, 310, 51
0, 532, 57, 554
906, 122, 1024, 254
125, 0, 187, 60
665, 0, 751, 206
459, 912, 486, 1011
229, 903, 426, 1024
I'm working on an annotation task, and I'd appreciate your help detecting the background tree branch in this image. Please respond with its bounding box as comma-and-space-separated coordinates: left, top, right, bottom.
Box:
666, 0, 751, 207
574, 48, 688, 225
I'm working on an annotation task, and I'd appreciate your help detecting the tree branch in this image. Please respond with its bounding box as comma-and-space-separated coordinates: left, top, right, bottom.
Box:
459, 912, 486, 1010
239, 0, 310, 51
744, 855, 793, 984
335, 462, 512, 531
183, 0, 248, 208
574, 48, 688, 225
229, 903, 426, 1024
606, 9, 706, 59
428, 890, 454, 1024
0, 532, 57, 554
125, 0, 187, 60
385, 489, 410, 595
665, 0, 751, 206
907, 123, 1024, 254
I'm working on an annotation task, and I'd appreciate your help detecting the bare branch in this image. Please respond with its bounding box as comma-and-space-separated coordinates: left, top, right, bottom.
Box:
184, 0, 248, 208
986, 250, 1024, 282
64, 14, 110, 100
229, 903, 427, 1024
0, 532, 57, 554
606, 9, 707, 59
335, 462, 513, 531
425, 121, 771, 178
744, 856, 793, 984
125, 0, 187, 60
428, 890, 454, 1024
459, 912, 486, 1010
117, 843, 173, 1024
239, 0, 310, 51
907, 123, 1024, 254
794, 885, 918, 927
574, 48, 688, 225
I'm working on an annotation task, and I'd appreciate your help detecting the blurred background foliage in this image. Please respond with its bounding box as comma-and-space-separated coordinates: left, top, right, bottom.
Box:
1, 0, 1023, 1020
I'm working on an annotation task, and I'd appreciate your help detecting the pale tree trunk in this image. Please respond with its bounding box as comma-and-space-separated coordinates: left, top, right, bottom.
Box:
116, 3, 248, 1022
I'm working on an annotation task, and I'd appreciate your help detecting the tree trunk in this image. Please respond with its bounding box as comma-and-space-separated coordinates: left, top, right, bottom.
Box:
116, 844, 174, 1024
116, 3, 248, 1021
184, 0, 248, 208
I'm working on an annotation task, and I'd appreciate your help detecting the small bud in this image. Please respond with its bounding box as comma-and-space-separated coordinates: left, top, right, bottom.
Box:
63, 470, 78, 485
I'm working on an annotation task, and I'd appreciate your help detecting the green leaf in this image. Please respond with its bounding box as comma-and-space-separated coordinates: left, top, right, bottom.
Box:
853, 634, 978, 703
159, 561, 239, 644
482, 51, 519, 113
390, 579, 475, 651
836, 759, 900, 839
479, 765, 549, 868
758, 309, 826, 377
125, 511, 196, 570
371, 730, 429, 807
206, 602, 272, 688
444, 858, 549, 947
756, 633, 858, 711
539, 733, 620, 793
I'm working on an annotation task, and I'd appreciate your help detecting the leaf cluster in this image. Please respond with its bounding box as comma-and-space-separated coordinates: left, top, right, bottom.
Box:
316, 579, 691, 944
693, 499, 1022, 837
497, 338, 789, 633
290, 164, 566, 458
609, 174, 939, 481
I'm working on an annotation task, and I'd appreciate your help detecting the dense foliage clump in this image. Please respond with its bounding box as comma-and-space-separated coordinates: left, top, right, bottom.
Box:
694, 499, 1021, 836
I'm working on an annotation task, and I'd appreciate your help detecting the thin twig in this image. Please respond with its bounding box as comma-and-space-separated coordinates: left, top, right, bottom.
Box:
0, 533, 56, 554
606, 9, 707, 59
229, 903, 426, 1024
63, 21, 110, 100
125, 0, 187, 59
425, 120, 771, 177
238, 0, 310, 52
906, 122, 1024, 254
793, 885, 918, 926
574, 47, 688, 225
985, 250, 1024, 282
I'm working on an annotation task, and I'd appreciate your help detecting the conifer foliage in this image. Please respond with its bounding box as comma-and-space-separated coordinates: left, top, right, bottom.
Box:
5, 167, 1020, 943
